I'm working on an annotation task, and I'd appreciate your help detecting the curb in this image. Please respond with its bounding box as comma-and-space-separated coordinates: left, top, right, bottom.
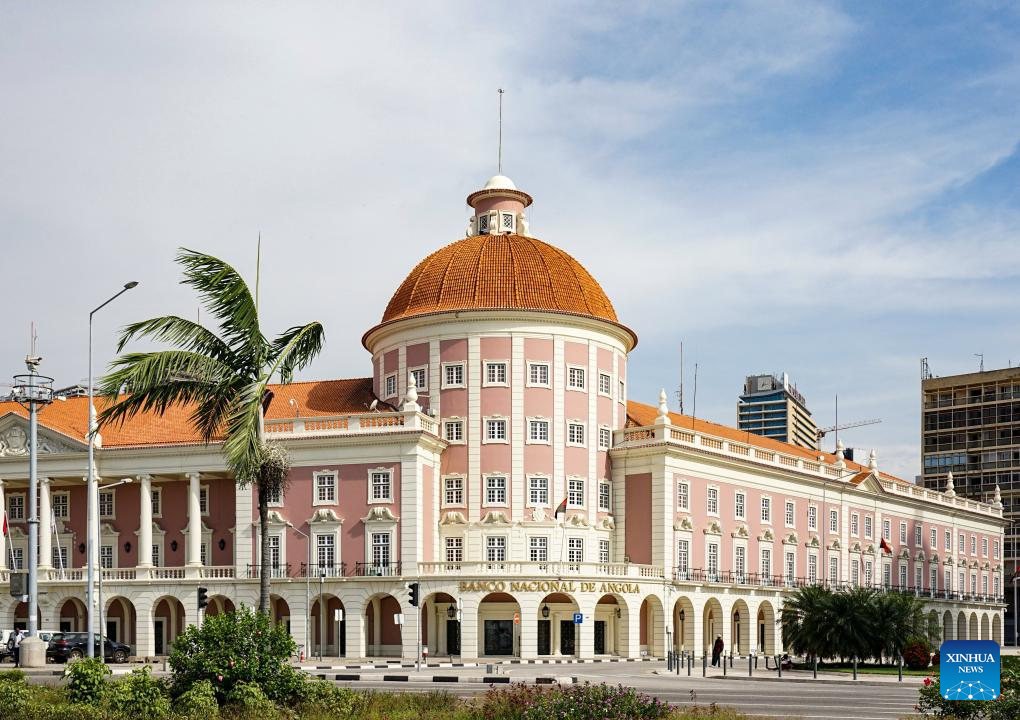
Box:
328, 674, 577, 684
293, 657, 658, 671
705, 674, 915, 687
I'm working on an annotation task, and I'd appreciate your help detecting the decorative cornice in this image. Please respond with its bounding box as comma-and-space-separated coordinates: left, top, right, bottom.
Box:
361, 507, 397, 524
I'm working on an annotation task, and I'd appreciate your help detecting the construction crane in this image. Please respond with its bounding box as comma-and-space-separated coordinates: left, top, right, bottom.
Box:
816, 418, 882, 442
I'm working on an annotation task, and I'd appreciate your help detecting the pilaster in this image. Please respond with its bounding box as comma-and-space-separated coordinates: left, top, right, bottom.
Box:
186, 472, 202, 567
38, 477, 52, 569
137, 475, 153, 567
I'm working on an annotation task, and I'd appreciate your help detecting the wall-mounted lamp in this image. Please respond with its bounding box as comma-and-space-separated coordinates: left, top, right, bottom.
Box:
615, 608, 622, 619
78, 543, 86, 555
170, 540, 178, 552
447, 605, 456, 619
734, 611, 740, 624
218, 538, 226, 551
541, 605, 550, 618
124, 541, 132, 554
679, 609, 685, 622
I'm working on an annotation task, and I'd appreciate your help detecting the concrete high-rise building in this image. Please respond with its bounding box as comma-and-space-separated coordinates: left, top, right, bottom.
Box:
921, 364, 1020, 644
737, 373, 818, 450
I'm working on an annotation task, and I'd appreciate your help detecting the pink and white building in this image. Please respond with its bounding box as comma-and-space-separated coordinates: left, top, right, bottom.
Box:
0, 175, 1007, 659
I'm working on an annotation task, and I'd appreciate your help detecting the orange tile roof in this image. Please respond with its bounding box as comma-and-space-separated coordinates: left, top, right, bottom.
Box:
626, 400, 910, 487
0, 378, 376, 449
376, 234, 625, 329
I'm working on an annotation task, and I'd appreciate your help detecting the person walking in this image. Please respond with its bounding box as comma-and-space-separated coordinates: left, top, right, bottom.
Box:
711, 635, 724, 667
13, 629, 24, 668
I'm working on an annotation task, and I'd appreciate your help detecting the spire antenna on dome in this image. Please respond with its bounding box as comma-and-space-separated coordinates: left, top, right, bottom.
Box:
497, 88, 504, 175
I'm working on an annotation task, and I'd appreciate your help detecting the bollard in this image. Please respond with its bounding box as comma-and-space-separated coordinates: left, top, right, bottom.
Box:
688, 652, 692, 676
898, 655, 903, 682
754, 655, 758, 670
764, 655, 769, 670
730, 653, 734, 668
703, 654, 707, 677
667, 650, 672, 672
813, 657, 817, 679
777, 655, 782, 678
749, 654, 753, 677
853, 657, 858, 681
723, 654, 727, 676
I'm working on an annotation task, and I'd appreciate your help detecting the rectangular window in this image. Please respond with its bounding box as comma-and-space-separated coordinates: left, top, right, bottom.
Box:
445, 537, 463, 563
567, 422, 585, 445
444, 477, 463, 506
864, 516, 873, 539
960, 571, 966, 595
899, 523, 907, 545
151, 488, 162, 517
785, 501, 795, 527
945, 569, 952, 592
598, 427, 611, 450
761, 497, 771, 523
677, 539, 689, 577
151, 544, 161, 568
199, 487, 208, 515
598, 373, 612, 395
57, 546, 72, 569
409, 367, 427, 391
485, 419, 507, 441
915, 525, 922, 547
851, 561, 860, 587
598, 482, 611, 512
568, 479, 585, 507
930, 528, 937, 549
316, 474, 336, 504
829, 556, 839, 586
268, 535, 281, 573
735, 545, 746, 580
994, 540, 1000, 559
11, 547, 23, 570
785, 551, 795, 583
864, 560, 873, 586
970, 575, 976, 595
567, 366, 585, 390
970, 535, 976, 555
707, 487, 719, 515
959, 533, 965, 553
7, 495, 23, 521
384, 374, 397, 397
99, 491, 114, 518
529, 477, 549, 506
52, 493, 69, 519
444, 364, 464, 387
761, 548, 772, 578
316, 534, 335, 569
994, 577, 1000, 597
829, 509, 838, 533
945, 530, 951, 551
529, 536, 548, 563
899, 565, 907, 588
808, 506, 817, 531
619, 380, 626, 401
851, 513, 859, 536
372, 533, 391, 568
982, 537, 988, 557
677, 482, 689, 511
529, 419, 550, 442
486, 536, 506, 563
735, 492, 746, 520
370, 471, 392, 501
485, 476, 507, 505
200, 542, 207, 566
528, 363, 550, 386
915, 565, 923, 590
484, 361, 508, 385
707, 542, 719, 578
808, 554, 818, 584
931, 567, 938, 592
98, 545, 112, 568
265, 485, 282, 505
982, 575, 988, 596
444, 421, 463, 442
567, 537, 584, 564
599, 539, 610, 565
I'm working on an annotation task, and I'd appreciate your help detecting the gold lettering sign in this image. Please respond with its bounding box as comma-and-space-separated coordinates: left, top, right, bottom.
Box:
457, 579, 640, 594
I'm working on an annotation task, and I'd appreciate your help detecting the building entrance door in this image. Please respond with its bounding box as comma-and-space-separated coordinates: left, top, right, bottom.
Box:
594, 620, 606, 654
484, 620, 514, 655
559, 620, 575, 655
446, 620, 460, 655
154, 620, 165, 655
537, 620, 551, 655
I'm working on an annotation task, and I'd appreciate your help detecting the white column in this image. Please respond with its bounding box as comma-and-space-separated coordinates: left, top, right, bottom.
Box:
0, 479, 6, 570
137, 475, 153, 568
39, 477, 52, 570
186, 473, 202, 567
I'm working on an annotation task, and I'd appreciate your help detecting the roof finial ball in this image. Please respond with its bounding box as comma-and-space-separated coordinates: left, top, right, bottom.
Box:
655, 388, 670, 424
403, 373, 420, 412
993, 483, 1002, 509
868, 449, 878, 472
945, 472, 955, 498
835, 439, 845, 467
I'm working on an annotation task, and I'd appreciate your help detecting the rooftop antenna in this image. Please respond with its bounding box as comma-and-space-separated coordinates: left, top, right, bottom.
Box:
497, 88, 504, 174
975, 353, 984, 372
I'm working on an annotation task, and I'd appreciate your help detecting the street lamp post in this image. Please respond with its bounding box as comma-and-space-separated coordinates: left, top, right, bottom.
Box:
11, 358, 54, 668
96, 478, 131, 661
319, 569, 326, 661
286, 522, 311, 660
87, 281, 138, 658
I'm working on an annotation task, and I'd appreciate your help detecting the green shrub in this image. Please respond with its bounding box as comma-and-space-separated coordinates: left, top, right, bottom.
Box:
0, 673, 30, 720
63, 657, 111, 706
520, 683, 670, 720
470, 684, 553, 720
168, 604, 300, 705
174, 679, 220, 717
105, 666, 171, 719
298, 680, 362, 716
224, 681, 276, 717
902, 638, 931, 670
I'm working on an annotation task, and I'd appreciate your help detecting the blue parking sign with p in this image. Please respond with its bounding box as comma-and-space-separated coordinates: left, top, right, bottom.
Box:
573, 612, 583, 624
939, 640, 1000, 700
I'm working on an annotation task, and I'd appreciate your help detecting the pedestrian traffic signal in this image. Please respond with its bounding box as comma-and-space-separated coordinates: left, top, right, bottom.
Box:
406, 581, 419, 607
197, 586, 209, 611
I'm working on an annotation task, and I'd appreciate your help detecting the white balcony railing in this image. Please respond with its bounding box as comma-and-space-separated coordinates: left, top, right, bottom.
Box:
265, 410, 438, 439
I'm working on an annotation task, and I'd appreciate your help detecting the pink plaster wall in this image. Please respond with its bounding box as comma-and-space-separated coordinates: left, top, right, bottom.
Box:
472, 197, 525, 215
422, 465, 434, 562
624, 473, 652, 564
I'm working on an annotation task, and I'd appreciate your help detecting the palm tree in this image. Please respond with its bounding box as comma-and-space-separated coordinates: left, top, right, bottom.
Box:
872, 591, 929, 662
97, 249, 324, 614
780, 585, 832, 660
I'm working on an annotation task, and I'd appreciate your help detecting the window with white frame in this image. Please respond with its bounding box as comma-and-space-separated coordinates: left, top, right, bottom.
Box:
619, 379, 625, 401
444, 477, 464, 506
864, 515, 873, 539
372, 532, 391, 568
445, 537, 463, 563
444, 420, 463, 442
528, 419, 550, 443
268, 535, 281, 572
761, 497, 771, 523
200, 542, 208, 566
265, 485, 282, 505
864, 560, 873, 586
707, 487, 719, 515
761, 547, 772, 578
528, 363, 550, 386
785, 501, 795, 527
485, 418, 507, 442
500, 211, 515, 232
982, 537, 988, 557
598, 426, 611, 450
808, 554, 818, 584
568, 479, 585, 507
599, 539, 610, 564
384, 373, 397, 398
677, 539, 689, 577
735, 545, 746, 580
931, 567, 938, 592
316, 534, 335, 570
567, 366, 585, 390
677, 482, 689, 511
370, 470, 392, 502
829, 556, 839, 585
707, 542, 719, 578
7, 495, 23, 521
830, 509, 838, 533
970, 535, 976, 555
945, 530, 951, 551
851, 513, 859, 536
52, 492, 69, 519
735, 492, 745, 519
599, 482, 611, 512
484, 361, 508, 385
315, 473, 337, 504
409, 367, 427, 391
529, 536, 548, 563
994, 540, 1000, 559
915, 525, 922, 547
931, 528, 937, 549
567, 537, 584, 564
598, 373, 612, 396
486, 536, 506, 563
99, 491, 114, 518
199, 486, 209, 515
529, 476, 549, 506
882, 519, 891, 541
982, 575, 988, 596
959, 533, 965, 553
899, 564, 907, 588
485, 476, 507, 505
915, 565, 923, 589
899, 522, 907, 544
808, 506, 817, 531
10, 547, 23, 570
567, 422, 585, 445
151, 543, 161, 568
970, 574, 976, 595
57, 545, 72, 569
994, 576, 1000, 596
785, 551, 795, 583
945, 569, 952, 591
443, 363, 464, 387
151, 487, 162, 517
959, 571, 965, 594
851, 560, 860, 586
478, 213, 489, 233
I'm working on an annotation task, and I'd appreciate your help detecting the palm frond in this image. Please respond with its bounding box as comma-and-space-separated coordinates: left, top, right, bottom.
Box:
270, 322, 325, 384
222, 379, 267, 485
116, 315, 238, 366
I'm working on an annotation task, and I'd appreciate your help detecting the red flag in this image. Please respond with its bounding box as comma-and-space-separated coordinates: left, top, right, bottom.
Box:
554, 497, 568, 519
879, 538, 892, 554
2, 513, 7, 537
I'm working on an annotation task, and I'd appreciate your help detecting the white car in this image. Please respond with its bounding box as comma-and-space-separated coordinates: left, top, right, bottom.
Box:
3, 629, 61, 661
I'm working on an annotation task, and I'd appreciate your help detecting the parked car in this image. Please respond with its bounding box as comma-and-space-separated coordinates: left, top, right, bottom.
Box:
3, 630, 61, 662
46, 633, 131, 663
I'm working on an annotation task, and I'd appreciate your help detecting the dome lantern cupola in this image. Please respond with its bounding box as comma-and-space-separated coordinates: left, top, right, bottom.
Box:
466, 175, 533, 237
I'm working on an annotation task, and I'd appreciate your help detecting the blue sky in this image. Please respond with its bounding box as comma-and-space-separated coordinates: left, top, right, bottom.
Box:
1, 1, 1017, 482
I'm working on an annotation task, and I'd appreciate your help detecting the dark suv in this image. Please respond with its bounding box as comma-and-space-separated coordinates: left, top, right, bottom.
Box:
47, 633, 131, 663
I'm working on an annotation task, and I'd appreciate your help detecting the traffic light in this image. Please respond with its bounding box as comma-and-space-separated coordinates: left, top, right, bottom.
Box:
197, 586, 209, 611
406, 581, 419, 607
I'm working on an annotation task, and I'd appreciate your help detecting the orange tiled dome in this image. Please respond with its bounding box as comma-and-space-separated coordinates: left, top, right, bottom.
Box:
380, 234, 619, 325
